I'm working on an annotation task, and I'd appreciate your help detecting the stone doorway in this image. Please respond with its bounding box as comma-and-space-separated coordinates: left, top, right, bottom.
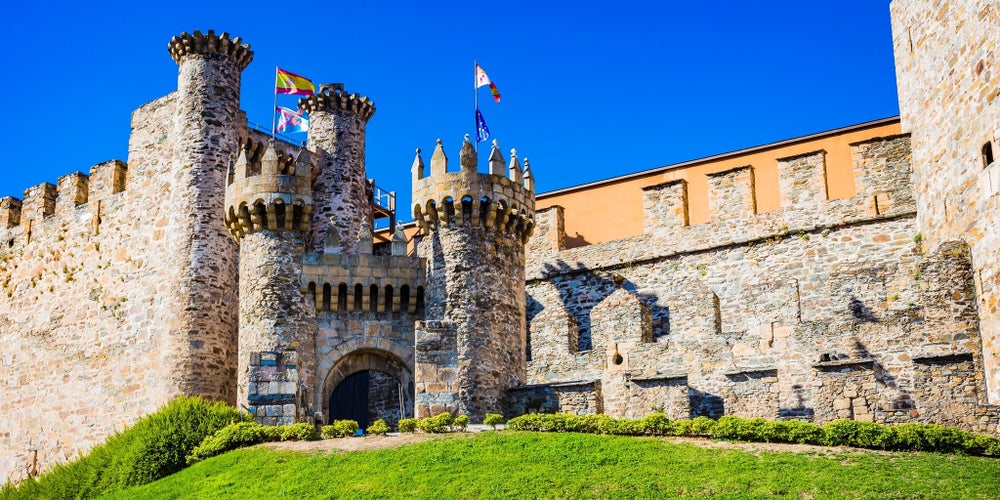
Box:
322, 348, 414, 429
329, 369, 409, 429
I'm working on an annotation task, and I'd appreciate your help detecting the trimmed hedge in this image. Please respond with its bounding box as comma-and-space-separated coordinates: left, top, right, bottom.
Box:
2, 396, 248, 500
396, 413, 472, 433
188, 421, 320, 464
321, 419, 359, 438
505, 412, 1000, 456
367, 419, 391, 436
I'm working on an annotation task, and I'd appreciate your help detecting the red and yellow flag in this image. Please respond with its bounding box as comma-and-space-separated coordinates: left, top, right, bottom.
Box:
275, 67, 315, 96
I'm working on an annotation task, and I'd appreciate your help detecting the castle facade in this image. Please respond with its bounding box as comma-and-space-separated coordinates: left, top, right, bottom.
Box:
1, 0, 999, 483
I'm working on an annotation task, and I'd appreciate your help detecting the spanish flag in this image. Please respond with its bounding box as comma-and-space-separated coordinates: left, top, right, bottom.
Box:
275, 67, 315, 96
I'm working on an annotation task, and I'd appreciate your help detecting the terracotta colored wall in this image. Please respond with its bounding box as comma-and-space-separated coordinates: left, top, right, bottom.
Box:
535, 120, 902, 248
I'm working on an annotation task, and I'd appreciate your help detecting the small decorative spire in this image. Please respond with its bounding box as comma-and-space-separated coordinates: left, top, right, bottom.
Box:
412, 147, 425, 181
294, 147, 312, 177
508, 147, 522, 184
356, 216, 373, 255
262, 140, 279, 176
522, 157, 534, 193
488, 140, 505, 176
431, 139, 448, 176
460, 135, 477, 173
391, 221, 408, 256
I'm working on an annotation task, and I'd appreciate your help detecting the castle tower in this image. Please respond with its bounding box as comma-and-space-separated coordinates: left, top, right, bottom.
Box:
299, 85, 376, 253
890, 1, 1000, 400
412, 137, 535, 419
166, 31, 252, 401
224, 142, 316, 424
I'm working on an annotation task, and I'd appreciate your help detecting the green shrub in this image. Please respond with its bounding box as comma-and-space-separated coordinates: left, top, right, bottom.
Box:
367, 419, 391, 436
484, 413, 505, 430
823, 419, 885, 448
398, 418, 418, 433
690, 416, 717, 436
417, 412, 454, 433
773, 420, 824, 445
453, 415, 470, 432
6, 395, 248, 499
639, 412, 671, 436
280, 423, 319, 441
322, 420, 359, 438
260, 425, 283, 442
187, 421, 267, 464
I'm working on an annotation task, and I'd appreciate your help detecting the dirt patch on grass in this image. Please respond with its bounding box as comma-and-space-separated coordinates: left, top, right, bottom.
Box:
262, 431, 891, 457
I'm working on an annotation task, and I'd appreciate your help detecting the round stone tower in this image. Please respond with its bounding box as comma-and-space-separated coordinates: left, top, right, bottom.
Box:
225, 142, 316, 424
166, 30, 253, 401
298, 85, 376, 253
412, 137, 535, 420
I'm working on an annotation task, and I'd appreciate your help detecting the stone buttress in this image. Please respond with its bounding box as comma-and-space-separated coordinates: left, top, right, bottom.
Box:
299, 85, 376, 253
225, 142, 316, 424
166, 31, 251, 401
412, 138, 535, 419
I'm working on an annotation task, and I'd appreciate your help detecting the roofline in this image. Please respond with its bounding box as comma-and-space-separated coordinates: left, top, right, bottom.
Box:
377, 116, 902, 235
536, 116, 901, 200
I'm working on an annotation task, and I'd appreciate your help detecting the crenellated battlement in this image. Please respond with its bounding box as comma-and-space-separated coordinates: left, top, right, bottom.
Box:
224, 141, 313, 240
412, 137, 536, 242
0, 160, 128, 232
299, 84, 376, 122
167, 30, 253, 70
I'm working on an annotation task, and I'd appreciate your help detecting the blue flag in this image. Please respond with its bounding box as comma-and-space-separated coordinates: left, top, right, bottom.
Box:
475, 108, 490, 142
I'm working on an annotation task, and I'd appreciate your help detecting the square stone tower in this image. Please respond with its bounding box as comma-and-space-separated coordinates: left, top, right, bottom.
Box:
891, 1, 1000, 399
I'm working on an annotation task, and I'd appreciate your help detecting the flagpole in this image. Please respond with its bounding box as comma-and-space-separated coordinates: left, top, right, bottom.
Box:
474, 60, 479, 154
271, 66, 278, 139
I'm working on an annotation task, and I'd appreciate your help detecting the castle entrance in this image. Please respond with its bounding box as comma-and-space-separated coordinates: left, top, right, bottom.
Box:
329, 370, 409, 429
323, 349, 413, 430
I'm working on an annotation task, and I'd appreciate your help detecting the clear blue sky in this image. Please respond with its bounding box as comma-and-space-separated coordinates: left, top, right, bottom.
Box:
1, 1, 900, 221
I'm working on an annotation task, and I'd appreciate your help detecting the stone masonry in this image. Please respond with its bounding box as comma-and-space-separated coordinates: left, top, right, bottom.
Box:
3, 3, 1000, 482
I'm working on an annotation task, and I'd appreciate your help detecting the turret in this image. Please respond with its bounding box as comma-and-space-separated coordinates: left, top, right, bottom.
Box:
224, 141, 316, 424
299, 84, 376, 254
412, 137, 535, 420
164, 30, 252, 401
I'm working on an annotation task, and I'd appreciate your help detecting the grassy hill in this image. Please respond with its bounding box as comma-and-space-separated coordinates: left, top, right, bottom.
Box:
103, 432, 1000, 499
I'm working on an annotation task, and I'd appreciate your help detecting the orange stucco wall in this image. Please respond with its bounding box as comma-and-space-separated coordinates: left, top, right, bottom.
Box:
379, 119, 903, 251
536, 119, 902, 248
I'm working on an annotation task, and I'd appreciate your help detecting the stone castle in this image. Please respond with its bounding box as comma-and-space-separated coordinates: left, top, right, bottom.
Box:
1, 0, 998, 482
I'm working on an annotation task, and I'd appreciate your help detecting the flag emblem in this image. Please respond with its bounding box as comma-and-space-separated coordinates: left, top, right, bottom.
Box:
275, 67, 315, 96
276, 106, 310, 134
475, 64, 501, 103
475, 109, 490, 142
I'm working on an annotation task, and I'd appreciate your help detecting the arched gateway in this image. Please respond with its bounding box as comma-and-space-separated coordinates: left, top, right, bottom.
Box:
322, 348, 414, 429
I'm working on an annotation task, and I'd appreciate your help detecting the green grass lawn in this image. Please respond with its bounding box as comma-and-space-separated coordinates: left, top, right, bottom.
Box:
102, 432, 1000, 499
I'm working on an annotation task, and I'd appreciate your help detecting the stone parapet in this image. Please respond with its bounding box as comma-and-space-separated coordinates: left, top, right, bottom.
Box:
299, 85, 376, 122
224, 142, 313, 240
167, 30, 253, 70
412, 139, 535, 243
301, 252, 426, 314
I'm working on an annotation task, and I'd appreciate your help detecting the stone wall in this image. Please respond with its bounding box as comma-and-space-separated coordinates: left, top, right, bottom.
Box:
521, 133, 999, 432
891, 0, 1000, 401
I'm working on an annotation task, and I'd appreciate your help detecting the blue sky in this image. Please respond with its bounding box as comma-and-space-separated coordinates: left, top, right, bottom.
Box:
0, 1, 900, 220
